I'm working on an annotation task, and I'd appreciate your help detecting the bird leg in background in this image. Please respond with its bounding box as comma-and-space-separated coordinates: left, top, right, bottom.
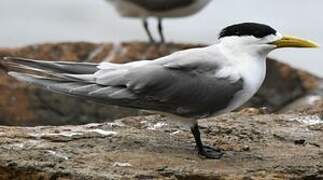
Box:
158, 18, 165, 43
191, 123, 223, 159
143, 18, 155, 43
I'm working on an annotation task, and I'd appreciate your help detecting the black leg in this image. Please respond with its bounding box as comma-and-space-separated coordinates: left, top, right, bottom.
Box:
143, 19, 155, 43
157, 18, 165, 43
190, 123, 223, 159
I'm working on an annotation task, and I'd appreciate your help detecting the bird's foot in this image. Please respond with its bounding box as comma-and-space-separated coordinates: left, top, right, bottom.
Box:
197, 145, 223, 159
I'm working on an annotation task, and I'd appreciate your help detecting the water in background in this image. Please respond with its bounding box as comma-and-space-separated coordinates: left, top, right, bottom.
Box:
0, 0, 322, 76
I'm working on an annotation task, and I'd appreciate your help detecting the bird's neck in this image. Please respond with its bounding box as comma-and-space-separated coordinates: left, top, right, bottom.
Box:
217, 42, 268, 106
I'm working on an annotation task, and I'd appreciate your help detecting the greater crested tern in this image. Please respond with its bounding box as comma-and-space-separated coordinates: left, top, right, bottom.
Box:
1, 23, 318, 159
106, 0, 211, 43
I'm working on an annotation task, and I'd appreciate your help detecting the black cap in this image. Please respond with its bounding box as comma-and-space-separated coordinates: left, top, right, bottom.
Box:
219, 23, 277, 39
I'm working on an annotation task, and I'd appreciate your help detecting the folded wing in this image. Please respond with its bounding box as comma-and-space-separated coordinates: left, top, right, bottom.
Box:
2, 52, 243, 118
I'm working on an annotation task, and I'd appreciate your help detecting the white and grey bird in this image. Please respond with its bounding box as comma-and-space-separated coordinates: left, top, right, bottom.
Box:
105, 0, 211, 43
1, 23, 318, 159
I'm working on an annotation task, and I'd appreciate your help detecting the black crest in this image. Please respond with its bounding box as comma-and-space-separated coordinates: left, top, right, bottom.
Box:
219, 23, 277, 39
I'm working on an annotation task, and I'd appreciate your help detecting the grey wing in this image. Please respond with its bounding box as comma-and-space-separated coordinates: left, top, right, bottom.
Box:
92, 48, 243, 117
125, 0, 196, 11
115, 64, 243, 117
3, 54, 243, 118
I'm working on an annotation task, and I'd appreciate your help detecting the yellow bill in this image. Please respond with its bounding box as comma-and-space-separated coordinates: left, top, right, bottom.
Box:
271, 35, 319, 48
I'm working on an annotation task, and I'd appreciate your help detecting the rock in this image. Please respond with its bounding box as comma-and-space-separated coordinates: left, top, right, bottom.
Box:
279, 95, 323, 113
0, 110, 323, 179
245, 60, 320, 112
0, 42, 320, 126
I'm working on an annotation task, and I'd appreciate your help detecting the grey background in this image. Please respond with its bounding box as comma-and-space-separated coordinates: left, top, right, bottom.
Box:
0, 0, 322, 76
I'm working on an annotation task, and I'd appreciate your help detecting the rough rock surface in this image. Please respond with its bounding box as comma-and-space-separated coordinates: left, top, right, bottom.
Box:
0, 42, 320, 126
0, 109, 323, 179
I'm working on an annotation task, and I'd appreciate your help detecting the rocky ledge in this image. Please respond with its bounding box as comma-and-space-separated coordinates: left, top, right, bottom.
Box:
0, 109, 323, 179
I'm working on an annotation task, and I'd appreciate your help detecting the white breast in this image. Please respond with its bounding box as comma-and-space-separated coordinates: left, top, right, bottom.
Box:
232, 58, 266, 109
214, 47, 267, 115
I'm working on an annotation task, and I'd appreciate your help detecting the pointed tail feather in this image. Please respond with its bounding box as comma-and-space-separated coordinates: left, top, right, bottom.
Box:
2, 57, 99, 74
1, 57, 99, 82
3, 57, 138, 106
9, 72, 82, 91
8, 72, 99, 97
8, 72, 134, 105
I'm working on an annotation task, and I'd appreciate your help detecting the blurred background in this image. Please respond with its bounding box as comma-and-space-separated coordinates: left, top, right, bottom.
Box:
0, 0, 322, 76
